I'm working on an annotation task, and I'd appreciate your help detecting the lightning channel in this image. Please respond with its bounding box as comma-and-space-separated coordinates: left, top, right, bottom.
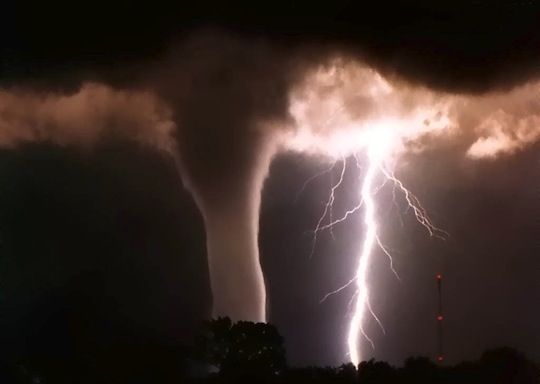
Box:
310, 137, 446, 366
347, 143, 382, 366
346, 144, 447, 365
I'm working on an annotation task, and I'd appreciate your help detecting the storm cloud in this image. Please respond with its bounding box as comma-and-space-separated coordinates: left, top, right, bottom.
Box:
1, 3, 539, 323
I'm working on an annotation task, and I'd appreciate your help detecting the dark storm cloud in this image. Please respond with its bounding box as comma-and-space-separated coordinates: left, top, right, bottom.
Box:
2, 3, 539, 165
3, 1, 540, 92
333, 4, 540, 93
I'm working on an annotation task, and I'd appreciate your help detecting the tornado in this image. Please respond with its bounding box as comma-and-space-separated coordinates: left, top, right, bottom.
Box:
186, 141, 276, 322
158, 30, 297, 322
0, 29, 302, 324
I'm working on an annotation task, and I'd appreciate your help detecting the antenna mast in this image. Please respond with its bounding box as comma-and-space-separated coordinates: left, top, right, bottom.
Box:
437, 274, 443, 363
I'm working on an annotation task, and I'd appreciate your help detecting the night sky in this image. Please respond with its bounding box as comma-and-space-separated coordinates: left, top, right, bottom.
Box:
0, 0, 539, 373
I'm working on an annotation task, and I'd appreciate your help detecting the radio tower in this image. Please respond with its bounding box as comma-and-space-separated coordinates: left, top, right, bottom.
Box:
437, 274, 443, 363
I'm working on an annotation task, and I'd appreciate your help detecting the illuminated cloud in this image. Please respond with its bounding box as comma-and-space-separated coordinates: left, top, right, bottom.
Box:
284, 57, 453, 160
0, 83, 176, 152
462, 83, 540, 159
284, 56, 540, 161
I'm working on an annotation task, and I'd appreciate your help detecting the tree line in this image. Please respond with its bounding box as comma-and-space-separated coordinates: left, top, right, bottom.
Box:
188, 317, 539, 384
2, 317, 538, 383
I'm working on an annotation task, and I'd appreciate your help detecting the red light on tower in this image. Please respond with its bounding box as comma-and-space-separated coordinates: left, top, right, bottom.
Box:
437, 274, 441, 279
438, 356, 443, 361
437, 315, 443, 321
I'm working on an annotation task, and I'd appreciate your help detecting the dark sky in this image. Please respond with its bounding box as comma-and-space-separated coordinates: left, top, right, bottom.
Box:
0, 0, 539, 376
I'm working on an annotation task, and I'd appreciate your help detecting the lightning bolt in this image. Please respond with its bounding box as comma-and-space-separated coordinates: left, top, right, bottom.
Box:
307, 132, 446, 367
347, 143, 385, 364
349, 142, 446, 365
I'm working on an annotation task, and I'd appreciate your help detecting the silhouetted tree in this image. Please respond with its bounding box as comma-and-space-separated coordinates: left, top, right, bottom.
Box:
192, 331, 540, 384
401, 356, 440, 384
337, 362, 358, 382
194, 316, 233, 371
358, 359, 395, 383
194, 317, 286, 381
478, 347, 538, 384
